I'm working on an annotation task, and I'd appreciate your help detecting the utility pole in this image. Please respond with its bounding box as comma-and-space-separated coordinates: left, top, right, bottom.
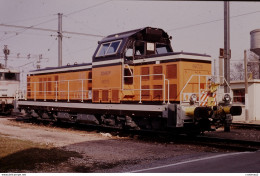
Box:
3, 45, 10, 68
244, 50, 249, 123
224, 1, 230, 93
58, 13, 63, 67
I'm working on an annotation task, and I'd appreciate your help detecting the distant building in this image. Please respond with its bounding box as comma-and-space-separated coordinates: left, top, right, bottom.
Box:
231, 79, 260, 122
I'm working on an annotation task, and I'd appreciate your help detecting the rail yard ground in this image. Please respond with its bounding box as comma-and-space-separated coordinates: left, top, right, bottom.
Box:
0, 116, 260, 173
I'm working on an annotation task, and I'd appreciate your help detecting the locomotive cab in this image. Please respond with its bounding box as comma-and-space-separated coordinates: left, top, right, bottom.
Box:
93, 27, 173, 62
92, 27, 211, 104
123, 28, 173, 62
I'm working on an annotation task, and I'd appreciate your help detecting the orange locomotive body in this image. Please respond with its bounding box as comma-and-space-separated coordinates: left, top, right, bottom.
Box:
27, 28, 211, 104
27, 64, 92, 102
20, 27, 241, 133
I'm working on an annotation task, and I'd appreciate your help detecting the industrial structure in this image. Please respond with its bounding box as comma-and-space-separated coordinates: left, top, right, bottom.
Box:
228, 29, 260, 123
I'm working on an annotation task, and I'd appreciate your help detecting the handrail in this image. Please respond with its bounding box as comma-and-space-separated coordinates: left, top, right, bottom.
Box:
26, 79, 91, 102
123, 73, 170, 104
25, 74, 171, 104
180, 74, 233, 106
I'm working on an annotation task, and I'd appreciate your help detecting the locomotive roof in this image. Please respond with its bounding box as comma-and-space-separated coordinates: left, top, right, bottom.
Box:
99, 27, 171, 43
99, 28, 142, 43
29, 62, 92, 75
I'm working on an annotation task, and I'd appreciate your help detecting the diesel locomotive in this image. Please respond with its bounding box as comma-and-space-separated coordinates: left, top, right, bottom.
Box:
17, 27, 242, 133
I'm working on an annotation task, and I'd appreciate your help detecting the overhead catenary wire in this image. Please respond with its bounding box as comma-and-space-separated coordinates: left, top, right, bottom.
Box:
4, 14, 56, 25
0, 1, 113, 68
168, 9, 260, 31
64, 16, 104, 35
0, 0, 111, 41
0, 25, 56, 33
0, 17, 58, 42
0, 23, 104, 38
0, 30, 54, 38
1, 3, 259, 40
0, 6, 106, 42
65, 0, 112, 16
0, 55, 48, 60
17, 60, 39, 68
0, 0, 112, 40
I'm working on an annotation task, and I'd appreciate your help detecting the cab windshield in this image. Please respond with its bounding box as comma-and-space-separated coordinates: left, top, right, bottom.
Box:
96, 40, 122, 57
0, 72, 20, 81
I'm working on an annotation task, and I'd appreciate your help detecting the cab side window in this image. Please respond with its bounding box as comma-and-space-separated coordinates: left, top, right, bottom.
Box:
135, 41, 145, 56
156, 44, 172, 54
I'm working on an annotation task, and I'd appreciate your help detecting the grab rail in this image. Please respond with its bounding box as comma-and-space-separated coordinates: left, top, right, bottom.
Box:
26, 79, 91, 102
25, 74, 171, 104
123, 74, 170, 104
179, 75, 233, 106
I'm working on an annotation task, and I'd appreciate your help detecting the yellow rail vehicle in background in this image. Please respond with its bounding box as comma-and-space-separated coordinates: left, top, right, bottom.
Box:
18, 27, 242, 134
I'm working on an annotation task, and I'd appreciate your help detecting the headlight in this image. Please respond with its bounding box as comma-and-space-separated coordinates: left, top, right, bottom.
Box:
223, 94, 231, 103
189, 94, 197, 105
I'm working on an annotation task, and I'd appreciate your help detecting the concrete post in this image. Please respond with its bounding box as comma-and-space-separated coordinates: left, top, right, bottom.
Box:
244, 50, 249, 123
58, 13, 63, 67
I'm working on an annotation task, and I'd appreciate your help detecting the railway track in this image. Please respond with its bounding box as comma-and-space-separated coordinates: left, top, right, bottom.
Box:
10, 115, 260, 152
176, 135, 260, 152
128, 130, 260, 152
232, 123, 260, 130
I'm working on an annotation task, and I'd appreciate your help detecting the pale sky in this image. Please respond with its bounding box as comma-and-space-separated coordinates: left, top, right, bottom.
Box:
1, 0, 260, 74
